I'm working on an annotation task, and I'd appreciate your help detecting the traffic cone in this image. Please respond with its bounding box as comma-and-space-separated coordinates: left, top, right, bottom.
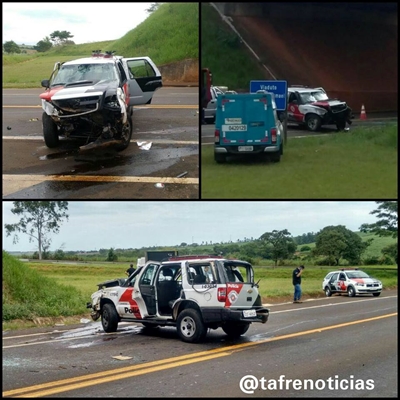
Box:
360, 104, 367, 120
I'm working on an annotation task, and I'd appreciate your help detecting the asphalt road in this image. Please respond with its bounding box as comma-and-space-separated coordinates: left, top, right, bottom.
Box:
2, 290, 397, 397
2, 87, 199, 199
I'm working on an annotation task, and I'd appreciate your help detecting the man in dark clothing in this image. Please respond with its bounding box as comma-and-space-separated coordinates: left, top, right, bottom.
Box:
292, 265, 305, 303
126, 263, 136, 277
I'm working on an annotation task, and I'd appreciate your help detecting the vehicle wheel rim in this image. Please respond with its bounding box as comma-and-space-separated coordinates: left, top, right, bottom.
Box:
308, 119, 316, 129
325, 288, 330, 296
180, 316, 196, 337
121, 121, 131, 143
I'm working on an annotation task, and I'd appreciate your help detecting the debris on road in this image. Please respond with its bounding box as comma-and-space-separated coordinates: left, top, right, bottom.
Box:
176, 171, 188, 178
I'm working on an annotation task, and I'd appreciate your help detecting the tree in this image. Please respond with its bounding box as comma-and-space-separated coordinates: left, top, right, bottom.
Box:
34, 36, 52, 52
106, 248, 118, 262
259, 229, 297, 266
313, 225, 369, 266
381, 243, 398, 265
4, 201, 69, 260
3, 40, 21, 54
50, 30, 74, 46
359, 201, 398, 238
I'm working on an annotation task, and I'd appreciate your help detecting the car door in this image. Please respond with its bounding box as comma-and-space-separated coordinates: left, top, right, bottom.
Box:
328, 273, 339, 293
337, 272, 348, 292
135, 262, 159, 316
122, 57, 162, 105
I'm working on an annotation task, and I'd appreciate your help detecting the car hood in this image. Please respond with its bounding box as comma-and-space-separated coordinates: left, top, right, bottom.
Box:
349, 277, 381, 284
312, 99, 347, 109
96, 277, 126, 290
40, 80, 119, 102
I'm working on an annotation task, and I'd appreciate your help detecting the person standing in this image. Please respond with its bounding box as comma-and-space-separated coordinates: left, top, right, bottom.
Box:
292, 265, 305, 303
126, 263, 136, 277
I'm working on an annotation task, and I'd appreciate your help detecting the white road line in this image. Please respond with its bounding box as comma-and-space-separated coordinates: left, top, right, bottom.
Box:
3, 136, 198, 145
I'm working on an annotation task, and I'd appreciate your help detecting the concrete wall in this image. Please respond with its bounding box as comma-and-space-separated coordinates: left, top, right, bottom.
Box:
211, 3, 397, 112
158, 58, 198, 85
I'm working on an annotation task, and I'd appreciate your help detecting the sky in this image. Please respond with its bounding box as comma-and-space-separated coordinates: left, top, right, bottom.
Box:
2, 2, 154, 46
2, 201, 381, 253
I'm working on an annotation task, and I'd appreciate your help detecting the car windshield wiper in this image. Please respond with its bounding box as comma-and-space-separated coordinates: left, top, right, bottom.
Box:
65, 80, 94, 87
51, 83, 66, 87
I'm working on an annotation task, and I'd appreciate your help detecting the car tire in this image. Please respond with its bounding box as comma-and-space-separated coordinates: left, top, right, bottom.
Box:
347, 286, 356, 297
222, 323, 250, 338
101, 303, 119, 333
271, 144, 283, 162
42, 112, 59, 148
214, 153, 227, 164
116, 116, 132, 151
372, 292, 381, 297
325, 286, 332, 297
177, 309, 207, 343
305, 114, 322, 132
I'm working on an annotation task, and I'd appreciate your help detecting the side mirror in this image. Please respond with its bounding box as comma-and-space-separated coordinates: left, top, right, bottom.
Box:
41, 79, 50, 88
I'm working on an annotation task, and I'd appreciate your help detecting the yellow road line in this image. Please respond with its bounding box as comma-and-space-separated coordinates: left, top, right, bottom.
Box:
3, 313, 396, 397
3, 174, 198, 185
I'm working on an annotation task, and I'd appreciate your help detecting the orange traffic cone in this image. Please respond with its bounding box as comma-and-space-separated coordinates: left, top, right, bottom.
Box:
360, 104, 367, 120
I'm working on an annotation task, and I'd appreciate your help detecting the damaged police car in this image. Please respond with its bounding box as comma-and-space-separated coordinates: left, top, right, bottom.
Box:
40, 51, 162, 151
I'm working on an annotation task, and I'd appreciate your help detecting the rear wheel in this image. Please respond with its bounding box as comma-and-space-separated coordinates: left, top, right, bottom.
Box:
177, 309, 207, 343
42, 112, 59, 148
214, 153, 227, 164
325, 286, 332, 297
222, 323, 250, 338
101, 303, 119, 332
305, 114, 322, 132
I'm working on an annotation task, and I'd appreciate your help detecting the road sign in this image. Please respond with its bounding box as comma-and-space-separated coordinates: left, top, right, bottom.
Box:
250, 80, 287, 111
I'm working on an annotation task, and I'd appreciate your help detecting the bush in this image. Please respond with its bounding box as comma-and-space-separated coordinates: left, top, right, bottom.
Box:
363, 256, 380, 265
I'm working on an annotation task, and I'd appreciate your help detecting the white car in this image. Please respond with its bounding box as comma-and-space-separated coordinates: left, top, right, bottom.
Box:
203, 86, 236, 124
87, 255, 269, 343
322, 269, 382, 297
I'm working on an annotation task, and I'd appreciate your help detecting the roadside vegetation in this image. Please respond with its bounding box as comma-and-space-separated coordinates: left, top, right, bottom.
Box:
201, 3, 266, 90
201, 122, 397, 198
2, 3, 198, 88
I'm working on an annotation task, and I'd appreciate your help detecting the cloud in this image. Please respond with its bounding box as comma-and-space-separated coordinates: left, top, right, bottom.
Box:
2, 2, 153, 45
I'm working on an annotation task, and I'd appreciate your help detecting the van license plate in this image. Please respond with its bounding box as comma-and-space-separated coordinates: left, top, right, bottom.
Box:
243, 309, 256, 318
238, 146, 253, 152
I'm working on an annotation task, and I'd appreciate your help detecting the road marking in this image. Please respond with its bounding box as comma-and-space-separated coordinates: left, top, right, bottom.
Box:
3, 174, 198, 196
3, 105, 198, 109
3, 136, 198, 145
3, 313, 396, 397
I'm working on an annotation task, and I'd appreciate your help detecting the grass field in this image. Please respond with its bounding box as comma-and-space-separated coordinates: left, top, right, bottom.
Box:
201, 123, 398, 198
2, 3, 198, 88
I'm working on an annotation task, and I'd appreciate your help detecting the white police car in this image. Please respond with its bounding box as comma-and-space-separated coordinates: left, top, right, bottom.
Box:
322, 269, 382, 297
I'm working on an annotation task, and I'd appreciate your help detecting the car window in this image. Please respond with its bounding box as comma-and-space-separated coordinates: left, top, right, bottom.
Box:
329, 273, 339, 282
126, 59, 156, 79
140, 264, 157, 285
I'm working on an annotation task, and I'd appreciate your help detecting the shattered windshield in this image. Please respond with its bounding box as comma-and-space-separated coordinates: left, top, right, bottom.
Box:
300, 90, 329, 103
52, 63, 118, 86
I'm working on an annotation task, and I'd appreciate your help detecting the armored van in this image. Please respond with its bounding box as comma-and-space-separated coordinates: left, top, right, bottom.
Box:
214, 91, 283, 163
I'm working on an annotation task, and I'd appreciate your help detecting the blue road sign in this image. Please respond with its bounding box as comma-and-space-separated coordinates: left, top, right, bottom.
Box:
250, 80, 287, 111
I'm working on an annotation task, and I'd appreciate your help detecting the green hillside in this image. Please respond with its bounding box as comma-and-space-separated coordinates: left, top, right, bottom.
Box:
2, 3, 198, 88
201, 3, 264, 90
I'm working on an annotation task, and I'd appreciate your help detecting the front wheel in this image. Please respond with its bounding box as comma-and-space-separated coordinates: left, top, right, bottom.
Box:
222, 323, 250, 338
101, 303, 119, 332
115, 116, 132, 151
177, 309, 207, 343
347, 286, 356, 297
305, 114, 322, 132
42, 112, 59, 148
